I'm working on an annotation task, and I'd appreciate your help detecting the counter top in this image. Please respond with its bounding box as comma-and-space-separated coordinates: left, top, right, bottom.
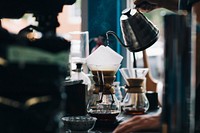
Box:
92, 108, 162, 133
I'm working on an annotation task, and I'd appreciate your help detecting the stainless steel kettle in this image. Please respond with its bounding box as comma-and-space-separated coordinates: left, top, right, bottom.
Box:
107, 8, 159, 52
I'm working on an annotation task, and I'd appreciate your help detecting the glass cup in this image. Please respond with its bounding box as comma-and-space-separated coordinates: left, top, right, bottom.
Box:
69, 31, 89, 74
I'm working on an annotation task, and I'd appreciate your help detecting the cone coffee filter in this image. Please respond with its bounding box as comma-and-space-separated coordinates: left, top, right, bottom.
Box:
86, 45, 123, 66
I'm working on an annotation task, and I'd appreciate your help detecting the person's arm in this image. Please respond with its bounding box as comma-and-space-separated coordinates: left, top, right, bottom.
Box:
193, 1, 200, 87
113, 112, 161, 133
134, 0, 178, 12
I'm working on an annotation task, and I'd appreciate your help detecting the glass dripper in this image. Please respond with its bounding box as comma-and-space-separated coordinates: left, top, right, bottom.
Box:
120, 68, 149, 115
87, 64, 121, 122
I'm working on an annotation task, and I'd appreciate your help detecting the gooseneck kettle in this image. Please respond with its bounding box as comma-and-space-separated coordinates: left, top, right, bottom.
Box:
107, 8, 159, 52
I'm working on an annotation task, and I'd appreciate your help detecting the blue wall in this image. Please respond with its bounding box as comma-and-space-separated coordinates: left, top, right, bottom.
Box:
88, 0, 126, 81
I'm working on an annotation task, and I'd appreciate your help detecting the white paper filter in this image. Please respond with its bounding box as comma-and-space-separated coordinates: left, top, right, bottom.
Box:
86, 45, 123, 65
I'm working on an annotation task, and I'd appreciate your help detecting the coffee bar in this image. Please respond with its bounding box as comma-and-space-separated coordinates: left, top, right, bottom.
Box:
0, 0, 199, 133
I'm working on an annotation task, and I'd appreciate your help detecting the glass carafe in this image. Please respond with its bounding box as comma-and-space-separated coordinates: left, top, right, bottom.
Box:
87, 64, 121, 122
120, 68, 149, 115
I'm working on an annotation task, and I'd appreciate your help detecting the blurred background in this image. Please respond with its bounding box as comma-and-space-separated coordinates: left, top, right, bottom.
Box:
0, 0, 195, 133
1, 0, 173, 84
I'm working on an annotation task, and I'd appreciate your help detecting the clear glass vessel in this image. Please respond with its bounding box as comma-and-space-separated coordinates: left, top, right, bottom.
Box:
120, 68, 149, 115
122, 92, 149, 115
87, 64, 121, 122
70, 62, 91, 91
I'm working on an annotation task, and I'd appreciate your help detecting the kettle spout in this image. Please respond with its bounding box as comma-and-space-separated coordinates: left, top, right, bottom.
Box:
106, 31, 129, 48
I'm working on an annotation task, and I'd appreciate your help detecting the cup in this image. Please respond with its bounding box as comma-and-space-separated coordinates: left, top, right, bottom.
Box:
69, 31, 89, 73
61, 116, 97, 133
146, 91, 159, 111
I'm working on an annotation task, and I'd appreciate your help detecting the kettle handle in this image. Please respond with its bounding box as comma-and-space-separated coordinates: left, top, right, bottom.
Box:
106, 31, 129, 48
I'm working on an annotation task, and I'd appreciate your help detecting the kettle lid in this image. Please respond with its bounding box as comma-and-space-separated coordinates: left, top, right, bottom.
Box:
121, 8, 137, 20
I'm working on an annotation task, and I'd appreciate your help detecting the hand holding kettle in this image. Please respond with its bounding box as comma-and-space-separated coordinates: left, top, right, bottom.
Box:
134, 0, 178, 12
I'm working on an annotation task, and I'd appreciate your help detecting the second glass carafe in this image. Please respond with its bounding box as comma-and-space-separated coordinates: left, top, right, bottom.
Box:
120, 68, 149, 115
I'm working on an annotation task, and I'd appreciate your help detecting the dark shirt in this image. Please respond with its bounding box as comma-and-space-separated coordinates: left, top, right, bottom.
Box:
189, 0, 200, 9
190, 0, 200, 5
180, 0, 200, 10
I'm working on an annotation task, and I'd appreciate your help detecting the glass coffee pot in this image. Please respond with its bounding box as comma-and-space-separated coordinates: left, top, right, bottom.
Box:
87, 64, 121, 122
120, 68, 149, 115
